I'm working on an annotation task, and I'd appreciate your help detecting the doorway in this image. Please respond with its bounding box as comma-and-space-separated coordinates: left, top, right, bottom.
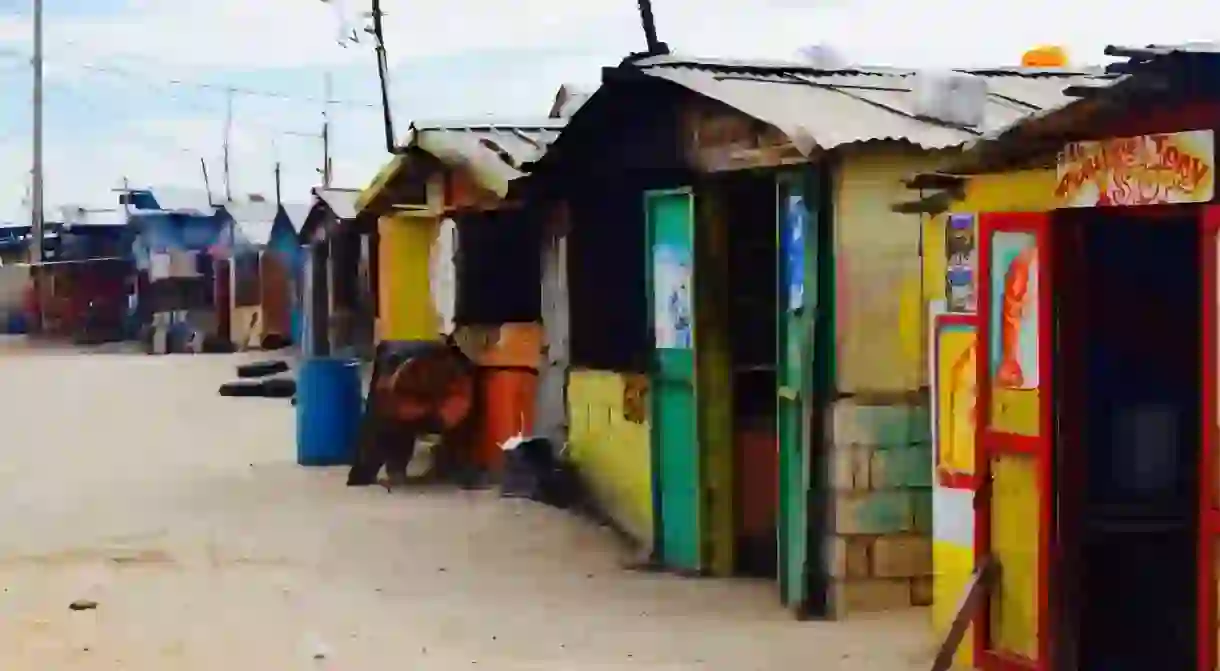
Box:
1058, 210, 1201, 671
722, 172, 779, 578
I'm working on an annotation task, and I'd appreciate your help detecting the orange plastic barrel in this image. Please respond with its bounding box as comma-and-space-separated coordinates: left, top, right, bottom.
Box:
463, 323, 543, 473
473, 367, 539, 472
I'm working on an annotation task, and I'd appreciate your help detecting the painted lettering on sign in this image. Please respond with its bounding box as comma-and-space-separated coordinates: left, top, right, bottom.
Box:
1055, 130, 1215, 207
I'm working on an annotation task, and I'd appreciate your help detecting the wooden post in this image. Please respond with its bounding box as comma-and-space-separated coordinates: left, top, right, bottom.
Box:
930, 556, 998, 671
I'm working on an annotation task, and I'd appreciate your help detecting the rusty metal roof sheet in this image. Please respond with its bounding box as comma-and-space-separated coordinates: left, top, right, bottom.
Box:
628, 56, 1114, 153
406, 120, 564, 198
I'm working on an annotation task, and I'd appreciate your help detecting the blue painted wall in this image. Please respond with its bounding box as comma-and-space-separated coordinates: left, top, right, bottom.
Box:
269, 207, 304, 344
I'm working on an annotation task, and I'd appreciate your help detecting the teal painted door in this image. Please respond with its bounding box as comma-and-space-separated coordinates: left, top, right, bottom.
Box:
645, 189, 700, 572
776, 171, 818, 609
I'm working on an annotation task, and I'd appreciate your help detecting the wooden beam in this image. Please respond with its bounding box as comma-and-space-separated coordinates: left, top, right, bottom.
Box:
930, 556, 998, 671
904, 172, 966, 190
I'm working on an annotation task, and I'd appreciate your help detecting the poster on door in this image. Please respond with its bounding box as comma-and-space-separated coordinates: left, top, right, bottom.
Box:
653, 243, 693, 349
945, 213, 976, 313
783, 194, 806, 311
988, 230, 1039, 437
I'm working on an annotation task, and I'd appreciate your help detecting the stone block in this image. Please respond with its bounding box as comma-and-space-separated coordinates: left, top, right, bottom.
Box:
834, 490, 915, 535
870, 446, 933, 488
832, 399, 931, 448
911, 488, 934, 534
911, 576, 934, 606
827, 536, 872, 578
872, 535, 932, 578
830, 444, 871, 491
829, 578, 913, 617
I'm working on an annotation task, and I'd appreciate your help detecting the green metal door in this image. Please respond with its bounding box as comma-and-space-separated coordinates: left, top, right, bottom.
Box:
645, 188, 700, 572
776, 171, 818, 609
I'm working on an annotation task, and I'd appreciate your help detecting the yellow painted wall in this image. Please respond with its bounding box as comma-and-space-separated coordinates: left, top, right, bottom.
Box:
833, 149, 948, 394
924, 168, 1058, 668
377, 213, 441, 342
566, 370, 654, 549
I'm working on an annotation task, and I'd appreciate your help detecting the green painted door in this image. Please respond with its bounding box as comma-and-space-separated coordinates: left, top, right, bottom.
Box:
776, 171, 818, 609
645, 188, 700, 572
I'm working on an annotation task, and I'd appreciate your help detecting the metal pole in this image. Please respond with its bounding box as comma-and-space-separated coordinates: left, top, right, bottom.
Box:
31, 0, 43, 264
223, 87, 234, 202
322, 72, 333, 187
636, 0, 661, 55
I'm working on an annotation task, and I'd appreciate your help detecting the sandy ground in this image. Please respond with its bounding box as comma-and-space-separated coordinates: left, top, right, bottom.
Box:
0, 339, 934, 670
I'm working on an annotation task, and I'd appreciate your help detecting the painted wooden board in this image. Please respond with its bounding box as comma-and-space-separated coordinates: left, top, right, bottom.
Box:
777, 170, 817, 609
645, 189, 701, 572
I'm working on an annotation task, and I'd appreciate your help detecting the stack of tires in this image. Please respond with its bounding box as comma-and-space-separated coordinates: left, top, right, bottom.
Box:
218, 359, 297, 399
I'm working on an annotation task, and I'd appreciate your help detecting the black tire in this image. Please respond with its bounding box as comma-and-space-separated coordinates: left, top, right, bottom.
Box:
260, 377, 297, 398
236, 360, 289, 379
202, 335, 236, 353
218, 381, 263, 397
261, 334, 290, 351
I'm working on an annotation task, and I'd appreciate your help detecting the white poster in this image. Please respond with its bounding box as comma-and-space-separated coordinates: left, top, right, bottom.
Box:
653, 243, 693, 350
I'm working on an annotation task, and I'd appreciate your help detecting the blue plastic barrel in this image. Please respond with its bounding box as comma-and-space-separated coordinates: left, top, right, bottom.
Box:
5, 311, 27, 334
296, 357, 363, 466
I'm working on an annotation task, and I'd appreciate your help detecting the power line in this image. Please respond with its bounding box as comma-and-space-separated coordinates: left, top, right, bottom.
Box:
0, 47, 380, 109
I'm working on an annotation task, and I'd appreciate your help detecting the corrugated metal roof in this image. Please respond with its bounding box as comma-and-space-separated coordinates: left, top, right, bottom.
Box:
938, 43, 1220, 174
550, 83, 595, 118
143, 186, 218, 215
627, 56, 1115, 153
222, 200, 279, 247
279, 202, 311, 233
313, 187, 361, 220
406, 120, 565, 198
60, 207, 127, 228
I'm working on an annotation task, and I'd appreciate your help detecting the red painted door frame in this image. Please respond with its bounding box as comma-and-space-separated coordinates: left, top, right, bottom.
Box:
974, 205, 1220, 671
1199, 205, 1219, 671
974, 211, 1054, 671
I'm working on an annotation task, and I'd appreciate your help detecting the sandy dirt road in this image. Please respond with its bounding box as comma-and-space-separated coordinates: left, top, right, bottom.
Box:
0, 344, 933, 670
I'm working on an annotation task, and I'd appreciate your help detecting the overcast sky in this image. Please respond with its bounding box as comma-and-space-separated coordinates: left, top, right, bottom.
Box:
0, 0, 1210, 221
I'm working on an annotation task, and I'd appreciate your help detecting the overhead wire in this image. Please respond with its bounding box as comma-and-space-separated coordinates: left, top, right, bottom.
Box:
17, 38, 379, 109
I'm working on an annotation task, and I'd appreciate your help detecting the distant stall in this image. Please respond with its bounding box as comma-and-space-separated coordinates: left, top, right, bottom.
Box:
32, 257, 132, 342
219, 198, 292, 350
124, 188, 226, 353
300, 187, 375, 358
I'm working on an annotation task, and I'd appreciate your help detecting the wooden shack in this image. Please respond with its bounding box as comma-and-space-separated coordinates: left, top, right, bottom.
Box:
904, 43, 1220, 671
529, 53, 1102, 618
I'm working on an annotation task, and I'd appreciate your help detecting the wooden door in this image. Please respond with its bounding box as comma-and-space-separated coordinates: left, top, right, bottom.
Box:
260, 252, 291, 338
776, 169, 818, 610
536, 207, 570, 449
214, 258, 231, 341
975, 211, 1053, 671
645, 188, 701, 572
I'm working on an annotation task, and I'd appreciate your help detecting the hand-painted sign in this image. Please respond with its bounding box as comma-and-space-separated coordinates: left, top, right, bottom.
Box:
945, 213, 976, 313
1056, 129, 1214, 207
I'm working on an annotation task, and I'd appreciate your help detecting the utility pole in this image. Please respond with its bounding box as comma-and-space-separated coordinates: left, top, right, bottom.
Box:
200, 158, 213, 205
223, 87, 234, 203
31, 0, 44, 264
322, 72, 333, 187
369, 0, 398, 153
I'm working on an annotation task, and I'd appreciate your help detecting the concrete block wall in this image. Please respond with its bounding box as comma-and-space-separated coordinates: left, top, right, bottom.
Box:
825, 397, 933, 617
